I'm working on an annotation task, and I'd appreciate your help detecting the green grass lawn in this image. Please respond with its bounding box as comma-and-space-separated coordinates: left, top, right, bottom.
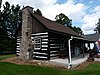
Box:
0, 54, 15, 60
0, 55, 100, 75
0, 62, 100, 75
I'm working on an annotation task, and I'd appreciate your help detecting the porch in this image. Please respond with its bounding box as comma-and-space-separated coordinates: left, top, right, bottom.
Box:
49, 54, 88, 68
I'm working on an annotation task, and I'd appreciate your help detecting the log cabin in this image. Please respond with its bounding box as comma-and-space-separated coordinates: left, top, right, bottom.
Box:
15, 6, 93, 61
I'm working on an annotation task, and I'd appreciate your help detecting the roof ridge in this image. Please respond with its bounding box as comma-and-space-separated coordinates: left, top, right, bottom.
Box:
29, 11, 80, 37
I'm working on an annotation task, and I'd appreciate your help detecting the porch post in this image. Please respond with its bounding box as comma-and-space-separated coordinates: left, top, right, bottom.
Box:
68, 36, 73, 69
88, 43, 90, 50
82, 43, 85, 57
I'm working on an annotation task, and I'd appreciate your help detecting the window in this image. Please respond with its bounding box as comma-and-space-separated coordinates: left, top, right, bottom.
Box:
34, 37, 41, 49
60, 43, 65, 50
60, 40, 66, 50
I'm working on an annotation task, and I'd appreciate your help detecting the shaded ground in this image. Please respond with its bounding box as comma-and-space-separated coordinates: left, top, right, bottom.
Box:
0, 54, 15, 60
0, 56, 67, 70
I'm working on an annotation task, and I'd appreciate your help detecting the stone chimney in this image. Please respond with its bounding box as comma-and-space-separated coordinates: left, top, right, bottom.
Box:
19, 6, 34, 60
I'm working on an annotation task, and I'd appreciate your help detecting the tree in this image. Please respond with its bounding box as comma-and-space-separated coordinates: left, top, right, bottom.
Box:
0, 1, 21, 54
96, 18, 100, 33
55, 13, 83, 35
1, 2, 11, 37
9, 5, 22, 38
55, 13, 72, 27
76, 27, 83, 35
1, 2, 21, 38
0, 28, 9, 54
0, 0, 2, 9
0, 0, 1, 25
34, 9, 42, 16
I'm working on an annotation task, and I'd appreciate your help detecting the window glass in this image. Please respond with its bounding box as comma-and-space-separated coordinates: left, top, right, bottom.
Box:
34, 37, 41, 49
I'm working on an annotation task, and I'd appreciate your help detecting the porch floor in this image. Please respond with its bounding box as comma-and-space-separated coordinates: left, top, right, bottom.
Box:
49, 54, 89, 68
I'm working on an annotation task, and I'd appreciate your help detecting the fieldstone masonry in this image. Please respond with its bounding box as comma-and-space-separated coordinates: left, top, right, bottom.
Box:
19, 6, 34, 60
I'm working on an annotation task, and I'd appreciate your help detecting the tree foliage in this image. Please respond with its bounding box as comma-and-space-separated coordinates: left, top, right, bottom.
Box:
55, 13, 72, 27
0, 0, 2, 8
0, 1, 44, 54
34, 9, 42, 16
55, 13, 83, 35
96, 18, 100, 33
0, 1, 21, 54
0, 2, 22, 38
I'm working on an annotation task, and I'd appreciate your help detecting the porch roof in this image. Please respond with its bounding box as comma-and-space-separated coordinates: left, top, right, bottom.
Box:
83, 33, 99, 42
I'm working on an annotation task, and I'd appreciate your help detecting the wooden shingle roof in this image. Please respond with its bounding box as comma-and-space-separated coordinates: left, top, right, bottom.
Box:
30, 11, 80, 37
83, 33, 99, 42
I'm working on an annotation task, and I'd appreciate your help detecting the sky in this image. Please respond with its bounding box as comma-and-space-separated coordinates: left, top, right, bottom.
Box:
1, 0, 100, 34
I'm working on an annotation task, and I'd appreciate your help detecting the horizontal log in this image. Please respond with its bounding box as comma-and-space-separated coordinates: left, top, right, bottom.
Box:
33, 57, 48, 60
34, 50, 48, 53
33, 54, 48, 57
33, 55, 48, 59
31, 32, 48, 36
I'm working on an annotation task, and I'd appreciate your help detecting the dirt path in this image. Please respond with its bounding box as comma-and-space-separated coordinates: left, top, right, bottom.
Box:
72, 61, 93, 70
0, 56, 97, 70
0, 57, 67, 70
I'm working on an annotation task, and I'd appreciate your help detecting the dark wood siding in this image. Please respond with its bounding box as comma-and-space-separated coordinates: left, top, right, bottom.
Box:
48, 32, 69, 59
17, 27, 22, 36
49, 37, 60, 58
32, 16, 47, 33
16, 32, 69, 60
16, 36, 21, 56
31, 32, 49, 60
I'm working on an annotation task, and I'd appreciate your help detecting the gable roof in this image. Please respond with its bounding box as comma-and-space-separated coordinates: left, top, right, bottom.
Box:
83, 33, 99, 42
30, 11, 80, 37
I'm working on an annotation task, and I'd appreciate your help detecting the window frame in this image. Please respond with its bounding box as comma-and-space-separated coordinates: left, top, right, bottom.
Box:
60, 42, 65, 50
60, 40, 66, 50
34, 37, 41, 50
